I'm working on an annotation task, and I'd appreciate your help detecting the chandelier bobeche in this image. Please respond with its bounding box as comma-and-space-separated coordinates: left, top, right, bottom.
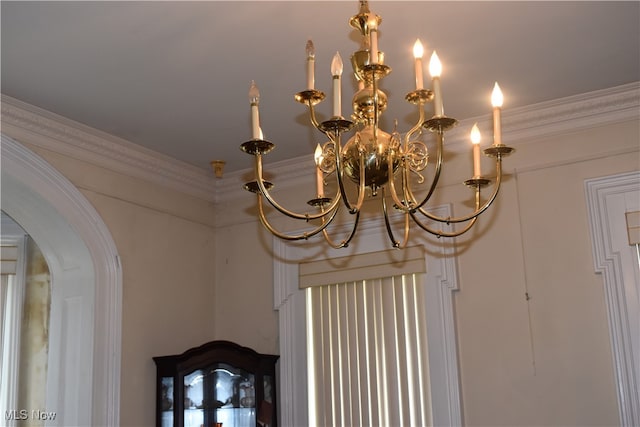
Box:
241, 0, 514, 249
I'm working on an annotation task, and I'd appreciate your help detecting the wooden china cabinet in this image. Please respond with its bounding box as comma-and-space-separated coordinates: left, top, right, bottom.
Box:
153, 340, 278, 427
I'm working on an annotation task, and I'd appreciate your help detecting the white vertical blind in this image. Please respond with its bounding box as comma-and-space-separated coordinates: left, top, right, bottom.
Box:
0, 237, 27, 427
1, 245, 19, 275
306, 273, 431, 427
0, 274, 8, 363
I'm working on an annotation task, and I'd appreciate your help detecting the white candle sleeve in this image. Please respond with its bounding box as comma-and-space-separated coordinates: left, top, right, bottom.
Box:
307, 58, 315, 90
333, 76, 341, 117
251, 104, 260, 139
370, 30, 378, 64
473, 144, 481, 177
493, 107, 502, 146
331, 52, 343, 117
316, 167, 324, 197
433, 77, 443, 116
415, 58, 423, 90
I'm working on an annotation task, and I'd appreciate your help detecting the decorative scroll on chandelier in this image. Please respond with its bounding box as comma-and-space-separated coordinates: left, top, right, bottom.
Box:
240, 0, 514, 249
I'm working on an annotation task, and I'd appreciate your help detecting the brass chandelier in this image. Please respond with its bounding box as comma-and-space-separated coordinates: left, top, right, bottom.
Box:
240, 0, 514, 249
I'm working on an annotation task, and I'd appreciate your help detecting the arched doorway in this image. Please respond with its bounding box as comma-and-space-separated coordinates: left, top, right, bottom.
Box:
1, 135, 122, 426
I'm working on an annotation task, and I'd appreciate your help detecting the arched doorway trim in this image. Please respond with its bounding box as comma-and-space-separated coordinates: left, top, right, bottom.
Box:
1, 134, 122, 426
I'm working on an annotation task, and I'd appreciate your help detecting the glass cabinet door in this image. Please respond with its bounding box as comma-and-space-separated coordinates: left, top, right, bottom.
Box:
184, 370, 205, 427
258, 375, 275, 426
208, 363, 256, 427
160, 377, 174, 427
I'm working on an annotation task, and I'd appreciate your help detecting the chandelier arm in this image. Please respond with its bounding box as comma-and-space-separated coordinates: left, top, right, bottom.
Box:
410, 177, 480, 237
416, 156, 505, 224
396, 135, 417, 210
382, 112, 430, 214
321, 210, 361, 249
407, 130, 445, 210
256, 193, 341, 241
353, 153, 367, 210
381, 187, 411, 249
402, 156, 417, 210
410, 210, 479, 238
386, 148, 413, 212
254, 154, 341, 220
396, 107, 428, 209
371, 104, 439, 215
307, 100, 322, 131
403, 101, 426, 148
333, 132, 367, 214
402, 158, 412, 206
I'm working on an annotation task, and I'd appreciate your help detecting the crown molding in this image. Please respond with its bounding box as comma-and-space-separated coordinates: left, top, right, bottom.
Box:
2, 82, 638, 205
1, 95, 217, 202
496, 81, 640, 145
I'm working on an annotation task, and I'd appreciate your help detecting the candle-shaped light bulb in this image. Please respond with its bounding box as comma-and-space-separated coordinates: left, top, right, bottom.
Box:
248, 80, 260, 104
249, 80, 261, 139
429, 51, 444, 116
314, 143, 323, 165
314, 144, 324, 197
331, 52, 343, 117
306, 39, 315, 59
428, 51, 442, 77
331, 51, 343, 77
491, 82, 503, 146
491, 82, 504, 107
413, 39, 424, 90
306, 40, 315, 90
470, 123, 482, 177
470, 123, 481, 144
413, 39, 424, 58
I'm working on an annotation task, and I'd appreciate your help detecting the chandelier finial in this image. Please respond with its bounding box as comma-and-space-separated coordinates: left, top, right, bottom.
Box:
350, 0, 380, 37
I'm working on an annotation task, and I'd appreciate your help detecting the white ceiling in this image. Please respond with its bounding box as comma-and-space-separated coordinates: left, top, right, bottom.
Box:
2, 1, 639, 174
